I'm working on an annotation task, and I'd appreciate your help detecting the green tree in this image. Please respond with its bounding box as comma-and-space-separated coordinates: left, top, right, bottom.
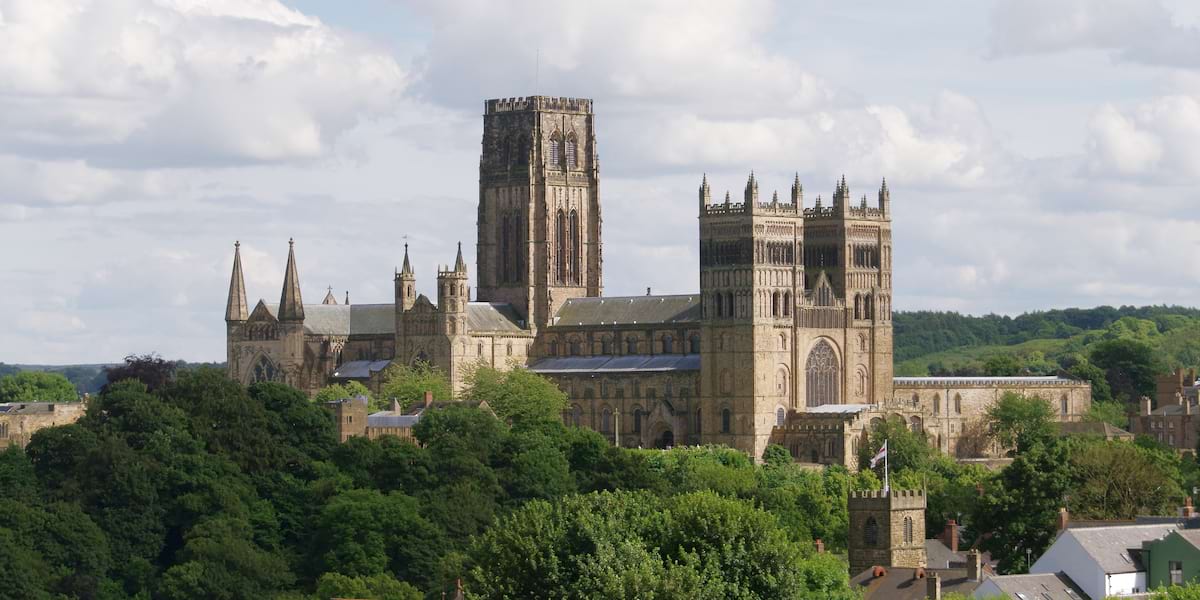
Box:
986, 392, 1057, 453
1066, 357, 1114, 404
762, 444, 792, 467
378, 363, 452, 411
859, 415, 935, 473
461, 366, 567, 424
0, 371, 78, 403
983, 354, 1022, 376
315, 572, 422, 600
313, 381, 372, 405
1091, 338, 1164, 403
159, 517, 294, 600
1067, 439, 1183, 519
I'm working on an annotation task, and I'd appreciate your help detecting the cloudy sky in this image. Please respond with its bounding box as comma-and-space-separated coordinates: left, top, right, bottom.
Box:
3, 0, 1200, 364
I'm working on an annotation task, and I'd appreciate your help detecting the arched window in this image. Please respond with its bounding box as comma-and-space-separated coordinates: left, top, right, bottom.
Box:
633, 407, 643, 433
725, 292, 734, 317
251, 356, 278, 383
689, 334, 701, 353
805, 340, 840, 407
549, 339, 559, 356
571, 405, 582, 427
568, 338, 582, 356
775, 367, 790, 398
565, 133, 578, 169
515, 135, 529, 166
856, 369, 867, 396
933, 394, 941, 414
954, 393, 962, 414
720, 370, 733, 395
661, 334, 673, 354
601, 407, 612, 433
910, 416, 923, 433
776, 407, 786, 427
626, 337, 638, 354
1061, 395, 1069, 415
555, 210, 567, 283
864, 517, 879, 547
779, 333, 788, 351
548, 133, 563, 167
772, 292, 780, 317
601, 336, 613, 355
904, 516, 914, 544
721, 408, 732, 433
569, 209, 580, 284
782, 292, 791, 317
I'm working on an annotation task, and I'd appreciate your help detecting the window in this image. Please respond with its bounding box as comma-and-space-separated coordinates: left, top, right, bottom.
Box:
954, 394, 962, 414
565, 133, 578, 169
569, 210, 581, 284
555, 210, 567, 283
779, 333, 788, 351
626, 337, 638, 354
569, 338, 582, 356
689, 334, 701, 354
910, 416, 923, 433
633, 408, 643, 433
775, 367, 790, 397
721, 408, 732, 433
548, 133, 563, 167
911, 393, 919, 408
1061, 394, 1069, 415
478, 342, 484, 356
1171, 561, 1184, 585
662, 334, 674, 354
0, 422, 7, 438
776, 407, 786, 427
571, 405, 582, 427
903, 516, 913, 544
251, 356, 278, 383
601, 336, 613, 355
549, 339, 559, 356
805, 340, 840, 407
864, 517, 879, 547
933, 394, 941, 414
601, 408, 612, 433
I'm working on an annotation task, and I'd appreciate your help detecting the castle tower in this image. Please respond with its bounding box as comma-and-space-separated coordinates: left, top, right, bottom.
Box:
225, 241, 249, 374
277, 239, 306, 388
699, 172, 804, 458
394, 243, 418, 345
475, 96, 602, 329
438, 243, 471, 389
847, 490, 927, 575
799, 177, 893, 407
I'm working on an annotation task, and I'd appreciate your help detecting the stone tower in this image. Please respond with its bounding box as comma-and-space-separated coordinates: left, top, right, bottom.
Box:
847, 489, 927, 575
394, 243, 417, 342
698, 172, 805, 459
437, 243, 471, 389
225, 241, 249, 374
277, 238, 306, 388
475, 96, 602, 329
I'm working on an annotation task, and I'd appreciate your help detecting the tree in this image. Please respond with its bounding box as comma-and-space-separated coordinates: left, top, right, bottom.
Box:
1067, 439, 1183, 519
0, 371, 78, 403
102, 353, 177, 393
983, 354, 1022, 377
378, 363, 452, 411
313, 381, 372, 406
762, 444, 792, 467
315, 572, 422, 600
460, 366, 567, 424
1090, 338, 1163, 403
859, 415, 935, 473
1066, 358, 1114, 404
158, 517, 294, 600
986, 392, 1057, 454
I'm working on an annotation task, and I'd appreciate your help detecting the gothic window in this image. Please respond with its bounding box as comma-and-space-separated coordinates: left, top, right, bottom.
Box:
689, 334, 700, 353
251, 356, 278, 383
783, 292, 791, 316
633, 407, 643, 433
805, 340, 840, 407
826, 439, 837, 457
572, 404, 582, 427
565, 133, 578, 169
601, 407, 612, 433
478, 342, 484, 356
661, 334, 673, 354
721, 408, 732, 433
500, 213, 511, 282
568, 337, 582, 356
779, 333, 788, 351
933, 394, 941, 414
856, 369, 867, 397
910, 416, 923, 433
515, 135, 529, 166
601, 336, 613, 355
556, 210, 567, 283
626, 337, 639, 354
776, 407, 786, 427
954, 394, 962, 414
569, 209, 581, 284
549, 133, 563, 167
725, 292, 734, 317
1061, 395, 1069, 415
548, 339, 559, 356
904, 517, 914, 544
714, 293, 723, 318
772, 292, 780, 317
864, 517, 879, 547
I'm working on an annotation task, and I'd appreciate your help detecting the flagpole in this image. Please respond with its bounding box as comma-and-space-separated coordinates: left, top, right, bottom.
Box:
883, 440, 889, 495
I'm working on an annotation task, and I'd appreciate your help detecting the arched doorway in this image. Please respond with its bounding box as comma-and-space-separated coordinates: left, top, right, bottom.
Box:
656, 429, 675, 449
806, 340, 840, 407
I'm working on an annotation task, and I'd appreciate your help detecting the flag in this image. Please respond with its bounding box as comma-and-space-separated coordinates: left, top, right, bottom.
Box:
869, 440, 888, 469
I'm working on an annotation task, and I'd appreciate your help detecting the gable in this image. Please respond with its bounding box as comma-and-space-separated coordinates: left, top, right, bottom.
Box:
247, 300, 277, 323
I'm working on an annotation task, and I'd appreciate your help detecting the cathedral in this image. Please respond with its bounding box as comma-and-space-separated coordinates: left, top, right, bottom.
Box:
225, 95, 1091, 466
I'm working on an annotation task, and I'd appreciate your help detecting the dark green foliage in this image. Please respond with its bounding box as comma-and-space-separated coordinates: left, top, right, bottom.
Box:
102, 353, 178, 393
461, 365, 568, 424
0, 371, 78, 403
1090, 338, 1165, 402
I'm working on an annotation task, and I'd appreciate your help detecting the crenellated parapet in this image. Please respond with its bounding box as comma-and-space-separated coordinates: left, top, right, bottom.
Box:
486, 96, 593, 114
850, 488, 927, 509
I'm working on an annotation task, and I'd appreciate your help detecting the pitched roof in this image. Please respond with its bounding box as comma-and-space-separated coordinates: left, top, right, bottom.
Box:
849, 567, 981, 600
982, 572, 1086, 599
466, 302, 525, 333
528, 354, 700, 374
331, 360, 392, 379
925, 539, 965, 569
1172, 529, 1200, 551
263, 303, 395, 336
1058, 421, 1134, 440
278, 239, 304, 321
225, 242, 248, 321
550, 294, 700, 327
1066, 524, 1178, 574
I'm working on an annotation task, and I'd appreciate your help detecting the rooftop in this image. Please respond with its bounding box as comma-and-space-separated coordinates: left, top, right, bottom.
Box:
849, 567, 981, 600
550, 294, 700, 327
982, 572, 1086, 600
529, 354, 700, 374
894, 376, 1084, 387
1059, 524, 1178, 574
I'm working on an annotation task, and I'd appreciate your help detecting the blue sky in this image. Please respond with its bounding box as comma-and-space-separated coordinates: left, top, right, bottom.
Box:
2, 0, 1199, 363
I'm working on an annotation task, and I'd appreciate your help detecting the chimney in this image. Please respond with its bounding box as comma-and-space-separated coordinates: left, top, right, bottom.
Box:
942, 519, 958, 553
967, 550, 982, 582
1183, 496, 1196, 518
1058, 507, 1069, 531
914, 567, 926, 580
814, 539, 825, 554
926, 571, 942, 600
872, 566, 887, 578
424, 390, 434, 409
1141, 396, 1153, 416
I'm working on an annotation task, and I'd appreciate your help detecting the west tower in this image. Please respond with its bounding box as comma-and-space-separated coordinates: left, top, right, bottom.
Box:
848, 489, 927, 575
475, 96, 602, 329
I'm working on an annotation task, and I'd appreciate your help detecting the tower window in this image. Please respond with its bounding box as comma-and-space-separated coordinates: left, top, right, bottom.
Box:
805, 340, 840, 407
569, 209, 581, 285
565, 133, 578, 169
556, 210, 567, 283
721, 408, 732, 433
776, 407, 786, 427
903, 516, 913, 544
864, 517, 879, 547
548, 133, 563, 167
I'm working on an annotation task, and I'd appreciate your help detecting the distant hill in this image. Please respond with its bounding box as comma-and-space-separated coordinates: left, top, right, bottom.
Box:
893, 305, 1200, 377
0, 360, 225, 395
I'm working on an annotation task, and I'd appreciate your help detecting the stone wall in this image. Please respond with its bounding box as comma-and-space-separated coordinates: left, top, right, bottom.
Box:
0, 402, 86, 449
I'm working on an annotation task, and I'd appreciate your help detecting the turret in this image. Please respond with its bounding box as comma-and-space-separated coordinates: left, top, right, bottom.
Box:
699, 173, 711, 210
878, 177, 890, 216
278, 238, 305, 322
395, 243, 416, 311
743, 171, 759, 207
225, 241, 248, 323
833, 175, 850, 215
790, 173, 803, 207
438, 243, 470, 334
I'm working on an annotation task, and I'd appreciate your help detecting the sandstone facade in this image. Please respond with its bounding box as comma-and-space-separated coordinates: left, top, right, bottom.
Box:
0, 401, 86, 449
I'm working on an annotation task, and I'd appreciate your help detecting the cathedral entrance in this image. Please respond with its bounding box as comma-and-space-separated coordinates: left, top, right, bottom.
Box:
655, 429, 674, 449
806, 340, 840, 407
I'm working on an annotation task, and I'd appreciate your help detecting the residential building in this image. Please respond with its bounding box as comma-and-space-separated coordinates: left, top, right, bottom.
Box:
1030, 524, 1178, 599
973, 572, 1086, 599
1142, 528, 1200, 589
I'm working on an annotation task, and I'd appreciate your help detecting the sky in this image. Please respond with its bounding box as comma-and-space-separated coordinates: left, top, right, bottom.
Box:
2, 0, 1200, 364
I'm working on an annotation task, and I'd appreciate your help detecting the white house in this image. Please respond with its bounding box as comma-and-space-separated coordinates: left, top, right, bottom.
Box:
1029, 524, 1177, 600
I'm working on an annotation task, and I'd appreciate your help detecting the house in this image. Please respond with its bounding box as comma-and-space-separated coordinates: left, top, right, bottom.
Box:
1030, 524, 1179, 599
1057, 421, 1134, 442
849, 562, 986, 600
973, 572, 1086, 599
1142, 529, 1200, 589
326, 391, 494, 443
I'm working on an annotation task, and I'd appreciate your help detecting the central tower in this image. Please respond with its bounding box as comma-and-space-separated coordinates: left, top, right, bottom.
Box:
476, 96, 602, 329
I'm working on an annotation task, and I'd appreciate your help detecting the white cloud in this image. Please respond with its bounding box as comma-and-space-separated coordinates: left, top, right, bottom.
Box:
1085, 96, 1200, 180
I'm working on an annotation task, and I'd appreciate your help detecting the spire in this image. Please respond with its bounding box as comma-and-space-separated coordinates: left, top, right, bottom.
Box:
771, 190, 779, 205
454, 241, 467, 272
878, 177, 891, 215
322, 286, 337, 305
278, 238, 305, 321
791, 173, 803, 206
724, 190, 731, 206
699, 173, 711, 206
225, 241, 248, 322
744, 171, 759, 204
345, 290, 351, 305
400, 243, 414, 277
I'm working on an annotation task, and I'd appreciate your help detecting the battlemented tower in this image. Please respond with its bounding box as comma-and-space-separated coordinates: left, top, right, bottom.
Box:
475, 96, 602, 330
847, 489, 927, 575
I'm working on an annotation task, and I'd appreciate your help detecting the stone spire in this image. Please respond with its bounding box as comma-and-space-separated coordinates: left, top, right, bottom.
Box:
791, 172, 803, 206
225, 241, 248, 322
878, 177, 890, 215
454, 241, 467, 273
400, 243, 414, 277
699, 173, 711, 206
278, 238, 304, 321
744, 171, 759, 204
322, 286, 338, 305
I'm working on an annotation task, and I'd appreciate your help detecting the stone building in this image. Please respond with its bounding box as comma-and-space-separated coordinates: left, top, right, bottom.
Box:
0, 401, 86, 449
848, 489, 927, 575
224, 94, 1092, 464
1130, 367, 1200, 455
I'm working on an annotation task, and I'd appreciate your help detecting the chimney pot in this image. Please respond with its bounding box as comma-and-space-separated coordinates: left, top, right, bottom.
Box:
926, 571, 942, 600
424, 390, 434, 408
872, 566, 886, 578
943, 519, 958, 553
967, 550, 982, 582
1058, 507, 1069, 531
